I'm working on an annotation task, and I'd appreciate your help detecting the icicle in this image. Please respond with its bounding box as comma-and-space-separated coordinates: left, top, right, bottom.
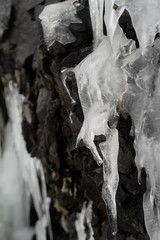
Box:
75, 201, 94, 240
100, 128, 119, 235
85, 201, 95, 240
104, 0, 125, 45
74, 37, 124, 166
0, 83, 53, 240
75, 203, 87, 240
74, 27, 133, 232
88, 0, 104, 47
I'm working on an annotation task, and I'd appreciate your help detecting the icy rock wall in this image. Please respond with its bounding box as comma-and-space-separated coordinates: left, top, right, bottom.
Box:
0, 83, 52, 240
39, 0, 160, 238
39, 0, 82, 49
74, 0, 160, 239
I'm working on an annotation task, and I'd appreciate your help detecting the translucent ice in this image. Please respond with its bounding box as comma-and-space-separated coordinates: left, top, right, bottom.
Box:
74, 37, 124, 165
88, 0, 104, 47
0, 83, 52, 240
115, 0, 160, 54
123, 41, 160, 239
74, 0, 133, 232
74, 0, 160, 238
39, 0, 81, 49
74, 34, 127, 234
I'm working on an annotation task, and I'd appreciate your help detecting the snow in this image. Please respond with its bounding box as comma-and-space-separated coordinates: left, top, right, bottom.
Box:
0, 83, 52, 240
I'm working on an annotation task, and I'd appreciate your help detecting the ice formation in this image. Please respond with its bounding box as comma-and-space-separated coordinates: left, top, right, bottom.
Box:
75, 201, 94, 240
74, 0, 160, 238
0, 83, 52, 240
39, 0, 81, 49
39, 0, 160, 238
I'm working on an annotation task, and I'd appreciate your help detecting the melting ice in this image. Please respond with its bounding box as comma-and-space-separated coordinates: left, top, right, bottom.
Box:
0, 83, 52, 240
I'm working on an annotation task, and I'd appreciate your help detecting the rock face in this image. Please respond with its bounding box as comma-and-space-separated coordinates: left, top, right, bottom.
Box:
0, 0, 149, 239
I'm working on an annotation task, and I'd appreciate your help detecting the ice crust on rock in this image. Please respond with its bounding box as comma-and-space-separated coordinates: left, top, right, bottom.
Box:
39, 0, 82, 49
0, 83, 52, 240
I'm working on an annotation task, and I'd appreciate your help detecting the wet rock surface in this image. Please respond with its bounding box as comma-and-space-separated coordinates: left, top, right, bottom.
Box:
0, 0, 149, 239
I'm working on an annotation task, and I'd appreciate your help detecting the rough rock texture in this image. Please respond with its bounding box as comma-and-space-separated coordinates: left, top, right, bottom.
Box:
0, 0, 149, 239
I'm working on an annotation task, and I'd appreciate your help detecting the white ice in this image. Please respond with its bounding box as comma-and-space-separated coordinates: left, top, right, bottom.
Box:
39, 0, 81, 49
0, 83, 52, 240
75, 201, 94, 240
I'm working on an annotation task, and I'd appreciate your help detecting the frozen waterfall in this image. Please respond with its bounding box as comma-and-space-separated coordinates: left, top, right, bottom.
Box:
0, 83, 53, 240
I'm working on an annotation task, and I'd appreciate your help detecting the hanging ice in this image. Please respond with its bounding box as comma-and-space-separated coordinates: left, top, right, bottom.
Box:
74, 0, 160, 238
0, 83, 53, 240
75, 201, 94, 240
74, 36, 128, 233
115, 0, 160, 54
121, 38, 160, 239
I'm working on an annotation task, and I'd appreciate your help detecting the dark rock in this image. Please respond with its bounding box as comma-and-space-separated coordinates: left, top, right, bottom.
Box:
36, 87, 51, 123
0, 0, 12, 40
